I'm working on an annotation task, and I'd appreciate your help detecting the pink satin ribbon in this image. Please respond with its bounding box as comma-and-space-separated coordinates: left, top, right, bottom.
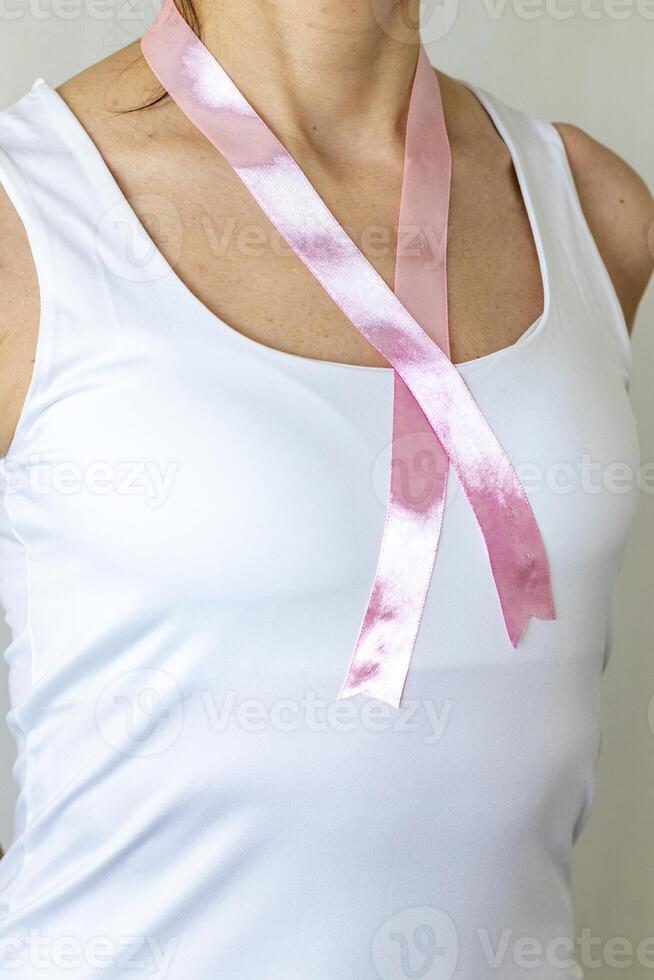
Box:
339, 49, 451, 707
142, 0, 555, 708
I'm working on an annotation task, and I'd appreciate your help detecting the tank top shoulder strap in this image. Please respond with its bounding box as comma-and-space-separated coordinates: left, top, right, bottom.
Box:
0, 80, 177, 460
466, 81, 632, 383
0, 77, 174, 306
0, 81, 113, 458
0, 79, 115, 272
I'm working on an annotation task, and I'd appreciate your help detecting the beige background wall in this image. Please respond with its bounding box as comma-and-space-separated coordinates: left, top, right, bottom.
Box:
0, 2, 652, 977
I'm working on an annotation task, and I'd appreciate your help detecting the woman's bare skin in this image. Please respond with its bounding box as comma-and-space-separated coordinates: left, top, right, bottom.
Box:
0, 6, 652, 457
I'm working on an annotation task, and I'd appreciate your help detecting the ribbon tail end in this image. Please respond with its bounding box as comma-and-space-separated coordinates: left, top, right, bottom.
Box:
507, 596, 557, 649
337, 682, 403, 711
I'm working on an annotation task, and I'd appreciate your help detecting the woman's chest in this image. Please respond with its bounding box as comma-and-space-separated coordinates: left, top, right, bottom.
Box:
107, 127, 544, 369
7, 308, 638, 602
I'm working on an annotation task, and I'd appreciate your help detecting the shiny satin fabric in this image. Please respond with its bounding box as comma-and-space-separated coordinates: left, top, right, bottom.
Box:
141, 0, 556, 707
338, 49, 451, 706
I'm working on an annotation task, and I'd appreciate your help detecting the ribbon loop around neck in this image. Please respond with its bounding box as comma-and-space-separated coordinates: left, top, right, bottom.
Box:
142, 0, 556, 707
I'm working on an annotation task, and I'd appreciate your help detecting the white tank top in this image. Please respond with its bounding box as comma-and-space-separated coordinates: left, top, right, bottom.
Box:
0, 78, 639, 979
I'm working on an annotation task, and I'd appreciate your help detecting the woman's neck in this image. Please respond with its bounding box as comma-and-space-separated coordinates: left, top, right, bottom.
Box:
193, 0, 422, 157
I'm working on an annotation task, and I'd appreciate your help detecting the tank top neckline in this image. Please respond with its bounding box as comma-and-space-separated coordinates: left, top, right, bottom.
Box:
27, 75, 552, 376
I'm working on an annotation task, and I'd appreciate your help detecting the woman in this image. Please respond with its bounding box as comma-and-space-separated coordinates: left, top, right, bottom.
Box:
0, 1, 652, 977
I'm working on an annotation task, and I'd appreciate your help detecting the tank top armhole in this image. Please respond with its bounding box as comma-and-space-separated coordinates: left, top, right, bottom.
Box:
0, 140, 55, 462
546, 120, 634, 383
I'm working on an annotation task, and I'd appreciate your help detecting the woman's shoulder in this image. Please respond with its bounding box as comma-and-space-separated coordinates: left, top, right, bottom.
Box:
553, 121, 653, 329
441, 69, 653, 330
0, 43, 156, 458
55, 40, 162, 153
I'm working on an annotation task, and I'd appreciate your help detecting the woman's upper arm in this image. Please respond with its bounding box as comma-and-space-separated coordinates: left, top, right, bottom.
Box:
0, 185, 40, 458
554, 122, 654, 333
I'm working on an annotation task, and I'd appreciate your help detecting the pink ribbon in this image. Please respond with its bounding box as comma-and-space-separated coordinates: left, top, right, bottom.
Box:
142, 0, 555, 708
338, 50, 452, 707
